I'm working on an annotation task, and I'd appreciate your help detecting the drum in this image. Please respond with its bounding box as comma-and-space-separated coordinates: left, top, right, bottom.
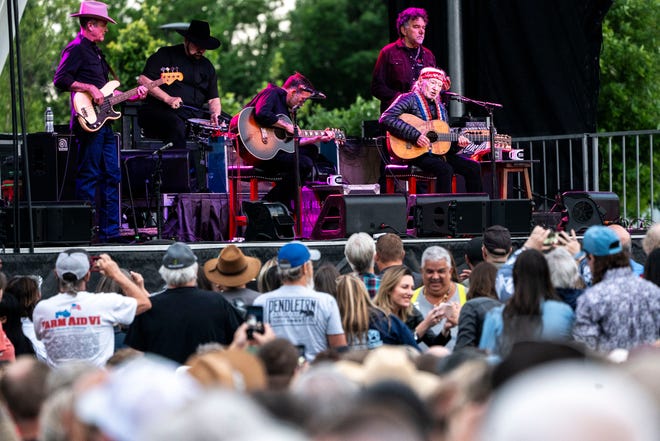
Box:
187, 118, 225, 144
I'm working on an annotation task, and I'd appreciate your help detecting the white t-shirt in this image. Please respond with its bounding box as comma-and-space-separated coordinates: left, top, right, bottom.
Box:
254, 285, 344, 361
33, 291, 137, 367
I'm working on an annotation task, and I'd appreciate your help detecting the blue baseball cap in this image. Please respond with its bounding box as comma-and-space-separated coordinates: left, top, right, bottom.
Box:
278, 241, 320, 269
582, 226, 623, 257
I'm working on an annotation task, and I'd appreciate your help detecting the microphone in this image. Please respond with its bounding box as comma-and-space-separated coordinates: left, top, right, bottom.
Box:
152, 142, 174, 156
309, 90, 326, 100
441, 91, 460, 97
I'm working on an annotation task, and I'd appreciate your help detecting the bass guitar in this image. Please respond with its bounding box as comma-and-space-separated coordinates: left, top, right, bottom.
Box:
73, 70, 183, 132
387, 113, 499, 160
237, 106, 345, 161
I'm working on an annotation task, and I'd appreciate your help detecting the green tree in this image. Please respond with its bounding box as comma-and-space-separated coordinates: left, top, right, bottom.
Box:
597, 0, 660, 219
279, 0, 388, 109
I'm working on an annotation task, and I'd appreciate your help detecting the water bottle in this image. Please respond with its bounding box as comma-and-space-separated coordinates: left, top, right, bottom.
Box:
44, 107, 54, 133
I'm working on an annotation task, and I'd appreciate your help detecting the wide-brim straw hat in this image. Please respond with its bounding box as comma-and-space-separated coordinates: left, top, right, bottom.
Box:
203, 245, 261, 287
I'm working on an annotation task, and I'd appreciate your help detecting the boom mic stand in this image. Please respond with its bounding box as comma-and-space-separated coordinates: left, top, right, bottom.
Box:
444, 92, 503, 200
290, 105, 303, 237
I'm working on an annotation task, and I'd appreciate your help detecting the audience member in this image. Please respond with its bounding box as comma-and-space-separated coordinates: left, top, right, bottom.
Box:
642, 222, 660, 255
0, 356, 50, 441
254, 242, 346, 361
374, 265, 449, 347
457, 236, 484, 287
608, 224, 644, 275
482, 225, 513, 268
344, 233, 380, 298
33, 250, 151, 367
644, 248, 660, 287
544, 246, 585, 310
203, 245, 262, 313
479, 361, 660, 441
573, 226, 660, 353
0, 271, 14, 365
496, 226, 581, 301
185, 348, 268, 391
480, 249, 575, 357
335, 274, 418, 350
411, 246, 466, 348
125, 242, 243, 364
257, 257, 282, 293
1, 275, 45, 360
256, 338, 302, 390
455, 262, 501, 349
374, 233, 422, 287
94, 267, 141, 352
313, 263, 340, 297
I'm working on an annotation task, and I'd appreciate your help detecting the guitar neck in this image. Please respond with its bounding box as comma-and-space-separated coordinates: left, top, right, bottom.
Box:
108, 77, 165, 105
299, 128, 329, 138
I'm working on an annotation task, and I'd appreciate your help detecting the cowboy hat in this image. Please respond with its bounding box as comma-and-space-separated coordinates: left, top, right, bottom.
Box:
203, 245, 261, 287
70, 1, 117, 24
177, 20, 221, 50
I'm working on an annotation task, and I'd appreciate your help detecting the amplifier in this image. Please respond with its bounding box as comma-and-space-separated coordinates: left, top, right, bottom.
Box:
120, 149, 198, 199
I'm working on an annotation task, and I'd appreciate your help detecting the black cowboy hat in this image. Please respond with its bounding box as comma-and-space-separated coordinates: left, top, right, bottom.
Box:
177, 20, 221, 50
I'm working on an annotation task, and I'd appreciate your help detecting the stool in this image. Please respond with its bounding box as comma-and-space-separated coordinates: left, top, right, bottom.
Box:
481, 161, 533, 199
385, 164, 437, 194
227, 165, 283, 239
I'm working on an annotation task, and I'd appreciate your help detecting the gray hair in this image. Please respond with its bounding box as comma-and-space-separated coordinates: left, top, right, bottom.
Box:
159, 263, 199, 287
345, 233, 376, 273
544, 248, 580, 289
643, 223, 660, 255
420, 246, 452, 268
278, 264, 305, 283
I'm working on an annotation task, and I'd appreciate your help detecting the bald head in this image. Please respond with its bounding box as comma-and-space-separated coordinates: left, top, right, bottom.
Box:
608, 224, 632, 252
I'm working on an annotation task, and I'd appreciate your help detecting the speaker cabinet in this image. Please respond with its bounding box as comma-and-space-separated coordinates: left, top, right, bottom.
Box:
412, 193, 489, 237
121, 149, 197, 199
25, 132, 121, 202
1, 203, 93, 247
561, 191, 620, 233
243, 201, 295, 241
311, 194, 407, 239
488, 199, 534, 235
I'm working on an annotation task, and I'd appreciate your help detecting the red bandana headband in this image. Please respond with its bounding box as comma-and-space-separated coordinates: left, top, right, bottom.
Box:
419, 67, 451, 90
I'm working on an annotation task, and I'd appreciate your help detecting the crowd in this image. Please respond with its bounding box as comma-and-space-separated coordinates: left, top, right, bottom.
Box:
0, 224, 659, 441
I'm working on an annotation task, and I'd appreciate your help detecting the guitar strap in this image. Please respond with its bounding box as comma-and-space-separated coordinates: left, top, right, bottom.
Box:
96, 46, 119, 82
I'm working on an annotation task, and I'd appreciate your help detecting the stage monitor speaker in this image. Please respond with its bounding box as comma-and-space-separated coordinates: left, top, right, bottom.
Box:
243, 201, 295, 241
0, 203, 93, 247
26, 132, 120, 202
561, 191, 620, 233
311, 194, 407, 240
412, 193, 489, 237
121, 149, 197, 199
488, 199, 534, 235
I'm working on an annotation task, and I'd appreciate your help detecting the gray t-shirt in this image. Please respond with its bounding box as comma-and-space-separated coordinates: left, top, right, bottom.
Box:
414, 286, 462, 350
254, 285, 344, 361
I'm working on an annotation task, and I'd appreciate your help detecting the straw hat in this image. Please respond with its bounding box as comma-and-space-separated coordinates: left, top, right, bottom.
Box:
203, 245, 261, 287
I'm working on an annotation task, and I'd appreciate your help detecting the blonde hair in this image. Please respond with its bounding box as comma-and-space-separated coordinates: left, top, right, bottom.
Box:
335, 275, 373, 347
373, 265, 414, 322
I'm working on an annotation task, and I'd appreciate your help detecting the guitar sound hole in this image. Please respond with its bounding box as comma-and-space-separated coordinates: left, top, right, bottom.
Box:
427, 131, 438, 142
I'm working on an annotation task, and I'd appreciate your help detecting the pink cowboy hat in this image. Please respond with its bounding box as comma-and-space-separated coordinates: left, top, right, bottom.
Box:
70, 1, 117, 24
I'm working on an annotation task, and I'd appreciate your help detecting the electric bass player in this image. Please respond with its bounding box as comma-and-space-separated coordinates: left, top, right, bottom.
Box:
229, 72, 336, 213
379, 67, 483, 194
53, 1, 148, 243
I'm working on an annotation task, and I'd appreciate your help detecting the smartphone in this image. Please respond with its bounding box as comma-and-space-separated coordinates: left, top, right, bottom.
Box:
90, 255, 101, 272
543, 232, 558, 246
245, 305, 265, 340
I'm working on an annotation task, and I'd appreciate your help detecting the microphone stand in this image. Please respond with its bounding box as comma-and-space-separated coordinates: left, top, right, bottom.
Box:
290, 105, 303, 237
152, 149, 165, 239
444, 93, 503, 200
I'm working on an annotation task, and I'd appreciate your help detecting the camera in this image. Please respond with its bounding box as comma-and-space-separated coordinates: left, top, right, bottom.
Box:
90, 255, 101, 272
245, 305, 265, 340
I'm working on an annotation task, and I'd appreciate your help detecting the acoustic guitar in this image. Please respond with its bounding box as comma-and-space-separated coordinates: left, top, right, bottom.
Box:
237, 106, 345, 161
387, 113, 499, 160
73, 70, 183, 132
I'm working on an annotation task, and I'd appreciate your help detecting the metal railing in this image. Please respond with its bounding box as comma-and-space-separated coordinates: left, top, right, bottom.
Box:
512, 129, 659, 224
